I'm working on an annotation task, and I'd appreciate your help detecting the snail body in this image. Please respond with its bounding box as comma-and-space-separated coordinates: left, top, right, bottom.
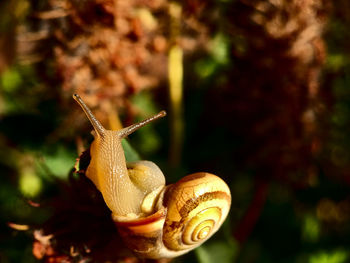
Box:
73, 94, 231, 259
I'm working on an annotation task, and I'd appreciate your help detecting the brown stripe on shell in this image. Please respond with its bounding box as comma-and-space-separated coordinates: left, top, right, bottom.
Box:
177, 172, 207, 182
163, 192, 230, 251
178, 191, 230, 219
162, 173, 231, 252
114, 208, 167, 258
163, 206, 225, 250
117, 225, 161, 257
163, 190, 230, 233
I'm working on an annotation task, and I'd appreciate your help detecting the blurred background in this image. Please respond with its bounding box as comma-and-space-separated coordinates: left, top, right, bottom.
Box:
1, 0, 350, 262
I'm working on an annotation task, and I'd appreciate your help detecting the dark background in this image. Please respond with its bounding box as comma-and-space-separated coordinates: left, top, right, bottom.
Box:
1, 0, 350, 262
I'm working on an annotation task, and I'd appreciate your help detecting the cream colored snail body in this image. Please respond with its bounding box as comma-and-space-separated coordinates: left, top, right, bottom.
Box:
73, 94, 231, 259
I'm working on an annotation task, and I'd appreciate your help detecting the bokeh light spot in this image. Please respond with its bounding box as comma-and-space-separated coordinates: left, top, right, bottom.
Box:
302, 215, 320, 242
19, 171, 42, 197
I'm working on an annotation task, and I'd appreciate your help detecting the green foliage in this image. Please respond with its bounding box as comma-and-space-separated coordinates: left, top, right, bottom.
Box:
122, 139, 141, 162
195, 33, 230, 79
302, 214, 320, 242
1, 68, 22, 92
130, 92, 164, 155
38, 146, 77, 179
309, 250, 348, 263
196, 241, 237, 263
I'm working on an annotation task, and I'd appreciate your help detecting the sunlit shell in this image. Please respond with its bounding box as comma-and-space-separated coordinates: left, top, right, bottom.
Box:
162, 172, 231, 251
114, 208, 166, 258
113, 172, 231, 258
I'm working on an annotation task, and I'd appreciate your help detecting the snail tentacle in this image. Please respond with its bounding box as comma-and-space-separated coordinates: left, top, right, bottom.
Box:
73, 94, 231, 259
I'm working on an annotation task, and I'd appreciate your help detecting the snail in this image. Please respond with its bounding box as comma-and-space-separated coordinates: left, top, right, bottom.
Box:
73, 94, 231, 259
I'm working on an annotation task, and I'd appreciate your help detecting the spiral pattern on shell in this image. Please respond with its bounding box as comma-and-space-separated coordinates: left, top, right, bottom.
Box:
113, 172, 231, 259
162, 172, 231, 251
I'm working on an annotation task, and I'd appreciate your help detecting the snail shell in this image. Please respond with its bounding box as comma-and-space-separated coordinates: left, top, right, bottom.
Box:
114, 173, 231, 259
73, 94, 231, 259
